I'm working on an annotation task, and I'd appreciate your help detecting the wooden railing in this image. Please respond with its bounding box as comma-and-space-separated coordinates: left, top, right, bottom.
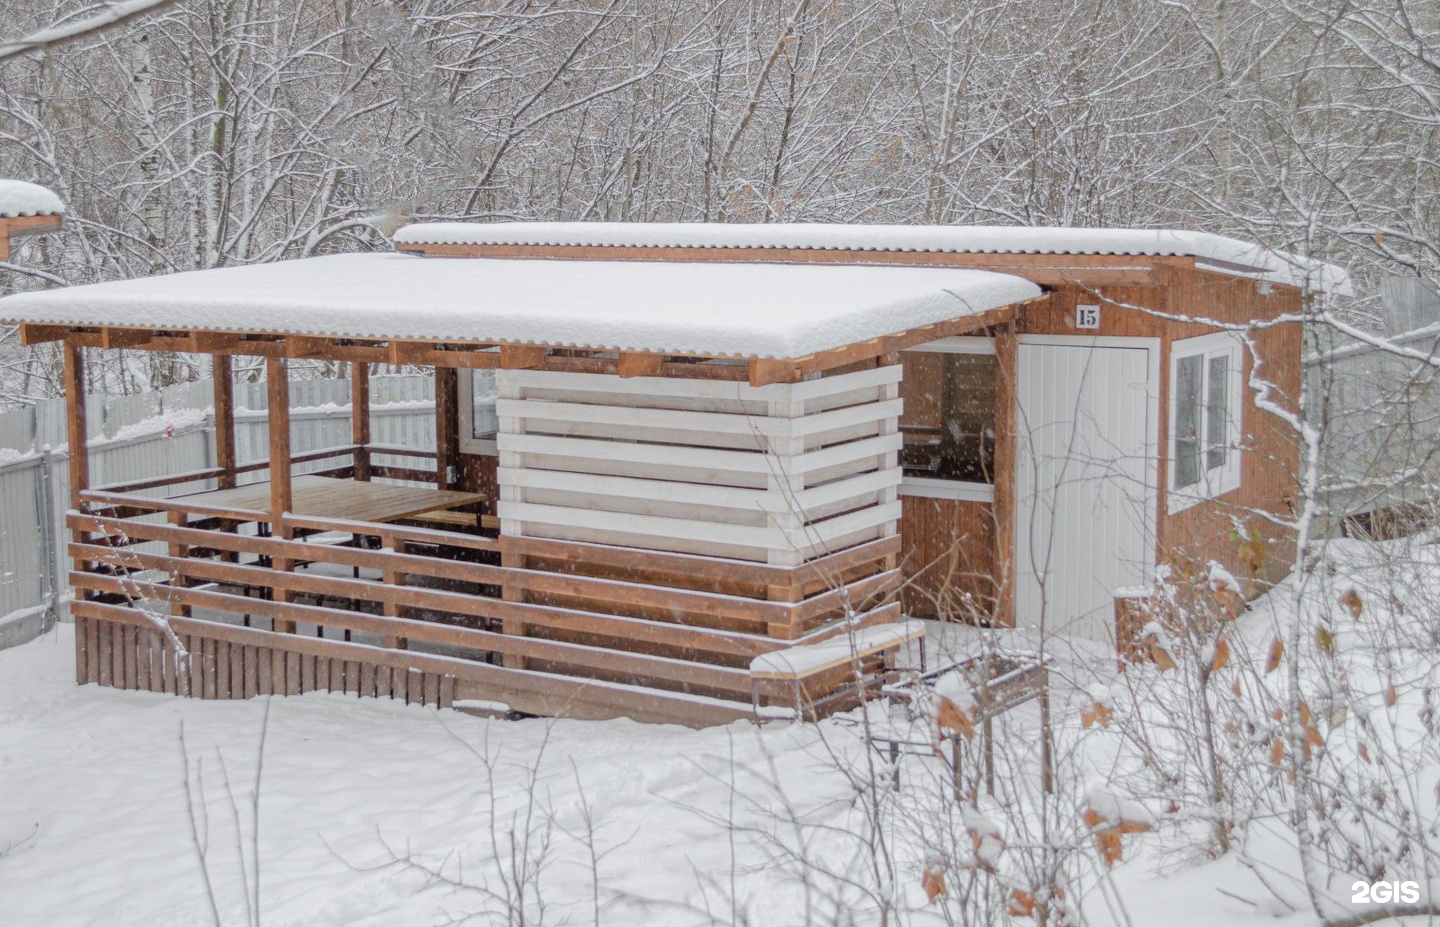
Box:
66, 486, 912, 725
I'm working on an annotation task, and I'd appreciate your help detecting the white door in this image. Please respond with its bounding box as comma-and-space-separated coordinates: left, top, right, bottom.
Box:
1014, 339, 1157, 641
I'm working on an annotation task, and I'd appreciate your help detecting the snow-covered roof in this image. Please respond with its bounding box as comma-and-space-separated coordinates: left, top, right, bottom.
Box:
0, 180, 65, 218
395, 221, 1350, 295
0, 252, 1040, 359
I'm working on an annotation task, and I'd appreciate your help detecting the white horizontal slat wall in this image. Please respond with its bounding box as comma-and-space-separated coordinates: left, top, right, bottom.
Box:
496, 366, 903, 565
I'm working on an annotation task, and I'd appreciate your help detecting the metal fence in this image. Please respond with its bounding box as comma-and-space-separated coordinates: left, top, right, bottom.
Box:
0, 374, 438, 646
1307, 279, 1440, 532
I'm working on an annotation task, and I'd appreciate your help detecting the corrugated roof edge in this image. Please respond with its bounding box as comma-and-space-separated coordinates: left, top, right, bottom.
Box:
0, 180, 66, 218
392, 221, 1351, 296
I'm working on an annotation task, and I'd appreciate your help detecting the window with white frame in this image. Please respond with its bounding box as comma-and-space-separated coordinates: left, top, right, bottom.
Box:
458, 368, 499, 455
897, 337, 996, 502
1169, 331, 1242, 509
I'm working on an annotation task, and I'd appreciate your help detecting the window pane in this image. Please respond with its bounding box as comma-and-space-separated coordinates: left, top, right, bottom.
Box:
899, 352, 996, 482
471, 369, 499, 440
1206, 354, 1229, 471
1174, 354, 1202, 488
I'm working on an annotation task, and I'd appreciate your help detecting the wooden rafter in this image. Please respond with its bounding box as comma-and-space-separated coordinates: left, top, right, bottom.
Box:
746, 295, 1047, 387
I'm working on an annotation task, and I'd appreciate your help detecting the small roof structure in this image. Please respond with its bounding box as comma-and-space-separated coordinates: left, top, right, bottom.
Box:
396, 221, 1350, 295
0, 251, 1040, 359
0, 180, 65, 218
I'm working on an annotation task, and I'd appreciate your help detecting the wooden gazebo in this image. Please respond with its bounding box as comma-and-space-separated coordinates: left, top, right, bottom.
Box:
0, 237, 1049, 725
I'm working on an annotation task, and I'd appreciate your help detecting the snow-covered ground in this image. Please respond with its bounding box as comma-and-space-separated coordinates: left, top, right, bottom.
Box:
0, 541, 1435, 926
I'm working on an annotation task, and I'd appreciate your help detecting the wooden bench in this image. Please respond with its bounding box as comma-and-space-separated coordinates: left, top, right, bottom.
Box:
749, 620, 925, 716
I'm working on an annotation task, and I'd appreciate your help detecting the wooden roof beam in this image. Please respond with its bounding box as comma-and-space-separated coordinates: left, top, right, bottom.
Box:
500, 344, 548, 369
617, 351, 665, 378
190, 332, 286, 356
388, 340, 501, 369
101, 326, 156, 349
0, 215, 64, 238
286, 335, 389, 363
18, 323, 72, 345
747, 295, 1047, 387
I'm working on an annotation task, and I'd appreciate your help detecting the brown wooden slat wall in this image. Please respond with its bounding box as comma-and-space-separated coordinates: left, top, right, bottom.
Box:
899, 497, 996, 620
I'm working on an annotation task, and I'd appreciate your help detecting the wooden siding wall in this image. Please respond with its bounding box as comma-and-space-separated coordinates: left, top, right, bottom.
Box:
899, 497, 996, 620
495, 366, 903, 566
1159, 267, 1302, 591
1017, 271, 1302, 601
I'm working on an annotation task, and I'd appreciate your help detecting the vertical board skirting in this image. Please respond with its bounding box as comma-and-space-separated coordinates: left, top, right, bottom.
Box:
76, 615, 458, 708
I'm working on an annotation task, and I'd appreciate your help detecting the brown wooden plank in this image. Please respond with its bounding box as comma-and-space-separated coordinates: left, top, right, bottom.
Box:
439, 675, 455, 710
285, 651, 300, 695
135, 628, 151, 691
97, 620, 113, 688
75, 615, 89, 684
243, 645, 258, 698
121, 625, 136, 690
499, 344, 547, 369
230, 640, 245, 697
360, 662, 376, 698
213, 355, 237, 489
63, 341, 87, 509
423, 672, 439, 707
201, 637, 218, 699
375, 665, 392, 700
435, 367, 459, 490
258, 647, 273, 696
183, 636, 198, 697
617, 352, 664, 378
20, 323, 71, 346
300, 652, 314, 693
267, 356, 292, 526
351, 363, 371, 482
214, 637, 230, 697
408, 669, 424, 705
160, 636, 174, 695
993, 322, 1018, 628
151, 631, 166, 693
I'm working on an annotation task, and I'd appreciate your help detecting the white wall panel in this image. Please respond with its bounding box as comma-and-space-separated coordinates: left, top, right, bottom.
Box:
498, 366, 903, 565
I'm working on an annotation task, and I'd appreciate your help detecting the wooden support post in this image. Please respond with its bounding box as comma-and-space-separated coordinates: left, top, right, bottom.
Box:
379, 530, 408, 650
435, 366, 459, 490
166, 511, 192, 618
266, 356, 296, 632
63, 341, 88, 511
993, 323, 1018, 628
351, 361, 371, 481
213, 354, 237, 489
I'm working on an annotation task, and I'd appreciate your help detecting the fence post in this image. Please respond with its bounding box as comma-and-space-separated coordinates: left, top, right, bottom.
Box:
36, 447, 61, 629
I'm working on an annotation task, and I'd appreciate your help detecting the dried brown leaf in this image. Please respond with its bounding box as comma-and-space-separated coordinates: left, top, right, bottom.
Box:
1265, 638, 1284, 674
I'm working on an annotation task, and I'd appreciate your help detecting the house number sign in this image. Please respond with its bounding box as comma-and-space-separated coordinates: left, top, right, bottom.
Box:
1075, 303, 1101, 329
